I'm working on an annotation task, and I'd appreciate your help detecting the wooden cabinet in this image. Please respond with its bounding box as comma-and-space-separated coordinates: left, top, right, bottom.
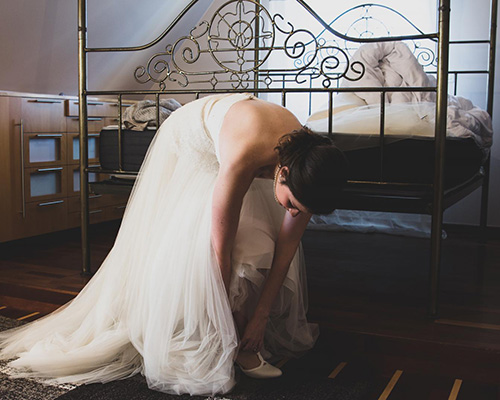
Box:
67, 132, 100, 165
22, 98, 66, 132
23, 133, 67, 167
0, 91, 130, 243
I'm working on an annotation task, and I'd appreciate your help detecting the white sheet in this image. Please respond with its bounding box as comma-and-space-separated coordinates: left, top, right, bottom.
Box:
306, 42, 493, 152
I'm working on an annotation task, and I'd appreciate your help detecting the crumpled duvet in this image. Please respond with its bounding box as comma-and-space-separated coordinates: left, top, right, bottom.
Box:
341, 42, 492, 151
123, 98, 182, 131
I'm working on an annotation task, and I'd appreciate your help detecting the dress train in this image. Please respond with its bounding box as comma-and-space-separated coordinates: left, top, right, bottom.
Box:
0, 94, 317, 395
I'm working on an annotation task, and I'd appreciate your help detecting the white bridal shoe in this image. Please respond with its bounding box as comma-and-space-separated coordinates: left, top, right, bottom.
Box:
238, 352, 283, 379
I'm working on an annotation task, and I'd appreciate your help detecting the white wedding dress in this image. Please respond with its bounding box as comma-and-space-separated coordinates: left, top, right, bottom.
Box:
0, 93, 318, 396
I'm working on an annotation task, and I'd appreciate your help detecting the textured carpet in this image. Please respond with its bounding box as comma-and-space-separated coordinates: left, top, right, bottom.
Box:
0, 316, 77, 400
56, 338, 377, 400
1, 316, 375, 399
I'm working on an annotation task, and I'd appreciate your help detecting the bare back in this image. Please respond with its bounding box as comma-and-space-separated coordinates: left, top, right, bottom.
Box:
218, 97, 302, 179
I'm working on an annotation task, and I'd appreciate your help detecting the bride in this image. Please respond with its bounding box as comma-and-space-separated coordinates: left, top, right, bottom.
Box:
0, 93, 348, 396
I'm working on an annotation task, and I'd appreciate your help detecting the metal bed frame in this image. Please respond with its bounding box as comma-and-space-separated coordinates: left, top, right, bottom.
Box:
77, 0, 497, 318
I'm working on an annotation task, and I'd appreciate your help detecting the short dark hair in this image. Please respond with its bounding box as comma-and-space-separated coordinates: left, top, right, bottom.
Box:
274, 127, 349, 214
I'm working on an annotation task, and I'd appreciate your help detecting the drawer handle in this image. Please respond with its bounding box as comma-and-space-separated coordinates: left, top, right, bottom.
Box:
71, 117, 103, 121
111, 103, 132, 107
89, 209, 103, 214
37, 167, 63, 172
88, 164, 100, 168
115, 205, 127, 210
89, 194, 102, 199
38, 200, 64, 207
35, 134, 63, 138
28, 99, 62, 104
73, 101, 104, 106
15, 120, 26, 218
73, 133, 100, 137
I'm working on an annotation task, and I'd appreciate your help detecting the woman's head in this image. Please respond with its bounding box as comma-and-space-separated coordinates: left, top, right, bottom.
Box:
274, 127, 349, 215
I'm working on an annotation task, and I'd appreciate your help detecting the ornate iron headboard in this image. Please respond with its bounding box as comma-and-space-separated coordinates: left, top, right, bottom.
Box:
77, 0, 454, 290
132, 0, 438, 92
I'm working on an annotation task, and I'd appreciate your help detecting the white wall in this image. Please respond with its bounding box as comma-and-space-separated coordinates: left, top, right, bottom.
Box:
443, 0, 499, 227
0, 0, 210, 95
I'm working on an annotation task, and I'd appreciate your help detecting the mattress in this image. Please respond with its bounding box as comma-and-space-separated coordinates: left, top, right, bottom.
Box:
98, 128, 483, 189
333, 134, 483, 188
99, 129, 156, 172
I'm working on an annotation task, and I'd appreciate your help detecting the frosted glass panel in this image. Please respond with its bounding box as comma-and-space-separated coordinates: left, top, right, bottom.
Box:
30, 171, 60, 197
29, 138, 59, 163
73, 138, 78, 160
73, 171, 97, 192
73, 137, 97, 160
73, 171, 79, 192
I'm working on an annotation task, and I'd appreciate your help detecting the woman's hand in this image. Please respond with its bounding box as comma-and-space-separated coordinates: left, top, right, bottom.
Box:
240, 313, 269, 353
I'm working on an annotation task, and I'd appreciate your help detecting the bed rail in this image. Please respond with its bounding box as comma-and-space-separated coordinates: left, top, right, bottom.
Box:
78, 0, 496, 319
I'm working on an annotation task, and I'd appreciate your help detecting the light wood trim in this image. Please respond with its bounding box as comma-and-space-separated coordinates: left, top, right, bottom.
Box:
378, 370, 403, 400
24, 166, 68, 203
0, 97, 22, 242
23, 132, 67, 168
448, 379, 462, 400
328, 362, 347, 379
17, 312, 40, 321
66, 132, 100, 165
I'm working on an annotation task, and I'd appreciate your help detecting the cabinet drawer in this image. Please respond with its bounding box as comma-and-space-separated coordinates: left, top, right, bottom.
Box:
67, 133, 100, 165
66, 116, 107, 133
67, 208, 107, 228
68, 165, 108, 197
107, 204, 127, 220
23, 133, 66, 168
67, 194, 112, 213
21, 98, 66, 133
99, 194, 129, 207
24, 166, 68, 203
23, 198, 68, 236
65, 100, 119, 118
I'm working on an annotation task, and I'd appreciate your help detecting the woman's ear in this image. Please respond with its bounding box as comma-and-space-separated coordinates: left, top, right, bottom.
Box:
280, 166, 289, 183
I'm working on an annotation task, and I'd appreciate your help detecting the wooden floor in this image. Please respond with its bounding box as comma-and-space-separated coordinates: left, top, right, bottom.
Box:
0, 221, 499, 399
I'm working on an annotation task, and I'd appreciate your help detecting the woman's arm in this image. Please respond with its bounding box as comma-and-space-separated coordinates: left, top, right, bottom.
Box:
213, 102, 273, 292
211, 162, 255, 293
240, 210, 312, 352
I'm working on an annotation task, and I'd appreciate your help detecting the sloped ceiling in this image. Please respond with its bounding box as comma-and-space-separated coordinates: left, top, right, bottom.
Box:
0, 0, 213, 96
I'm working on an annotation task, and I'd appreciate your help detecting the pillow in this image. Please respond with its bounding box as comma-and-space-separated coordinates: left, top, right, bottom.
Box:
306, 100, 435, 137
306, 92, 367, 122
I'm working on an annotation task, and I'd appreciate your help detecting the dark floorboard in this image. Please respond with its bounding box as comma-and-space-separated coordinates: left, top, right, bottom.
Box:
1, 220, 499, 399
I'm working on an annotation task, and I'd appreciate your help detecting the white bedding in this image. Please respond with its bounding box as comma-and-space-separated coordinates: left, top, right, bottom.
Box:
307, 42, 491, 236
306, 42, 493, 152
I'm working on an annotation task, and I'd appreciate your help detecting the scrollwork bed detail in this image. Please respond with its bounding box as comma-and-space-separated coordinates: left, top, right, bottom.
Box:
77, 0, 497, 319
133, 0, 370, 91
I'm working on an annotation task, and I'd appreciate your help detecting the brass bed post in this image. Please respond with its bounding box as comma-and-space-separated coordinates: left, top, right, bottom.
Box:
78, 0, 91, 276
253, 0, 260, 95
480, 0, 498, 236
429, 0, 451, 318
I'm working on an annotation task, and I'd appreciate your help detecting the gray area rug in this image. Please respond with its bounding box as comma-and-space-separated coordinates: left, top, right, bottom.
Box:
0, 316, 77, 400
0, 316, 375, 399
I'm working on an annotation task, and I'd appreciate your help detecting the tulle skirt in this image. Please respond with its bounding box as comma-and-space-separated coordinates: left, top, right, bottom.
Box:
0, 95, 318, 396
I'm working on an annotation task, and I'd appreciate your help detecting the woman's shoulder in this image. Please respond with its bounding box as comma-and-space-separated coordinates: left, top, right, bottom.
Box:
219, 99, 298, 171
223, 98, 301, 146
